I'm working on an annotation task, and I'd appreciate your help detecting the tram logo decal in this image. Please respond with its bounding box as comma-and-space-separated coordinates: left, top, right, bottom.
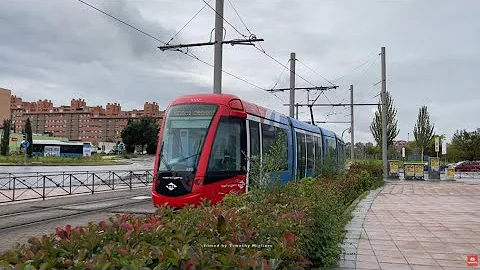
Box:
221, 180, 246, 189
238, 180, 245, 189
166, 182, 177, 191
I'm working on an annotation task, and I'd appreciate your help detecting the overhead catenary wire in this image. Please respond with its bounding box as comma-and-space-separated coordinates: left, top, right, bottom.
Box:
270, 59, 290, 90
254, 47, 319, 89
226, 0, 265, 52
202, 0, 248, 39
202, 0, 331, 103
166, 0, 212, 45
77, 0, 327, 109
202, 0, 322, 89
268, 59, 291, 103
356, 81, 382, 104
332, 53, 379, 83
296, 58, 335, 86
185, 53, 266, 90
75, 0, 169, 46
227, 0, 252, 36
327, 55, 380, 104
74, 0, 268, 91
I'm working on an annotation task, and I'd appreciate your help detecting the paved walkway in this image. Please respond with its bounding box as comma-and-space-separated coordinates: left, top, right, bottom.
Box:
349, 181, 480, 270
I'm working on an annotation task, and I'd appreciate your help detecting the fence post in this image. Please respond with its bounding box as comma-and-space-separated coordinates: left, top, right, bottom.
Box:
62, 172, 65, 188
111, 171, 115, 190
92, 172, 95, 194
69, 174, 72, 195
43, 175, 46, 200
129, 171, 132, 190
12, 177, 16, 202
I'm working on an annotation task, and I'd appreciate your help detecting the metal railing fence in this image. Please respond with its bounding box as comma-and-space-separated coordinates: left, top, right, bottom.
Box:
0, 170, 154, 203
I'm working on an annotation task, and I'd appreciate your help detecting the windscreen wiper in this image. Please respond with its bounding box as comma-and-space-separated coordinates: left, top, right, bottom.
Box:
159, 142, 172, 171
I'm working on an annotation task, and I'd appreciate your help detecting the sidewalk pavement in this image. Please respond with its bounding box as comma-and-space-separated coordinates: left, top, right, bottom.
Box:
339, 180, 480, 270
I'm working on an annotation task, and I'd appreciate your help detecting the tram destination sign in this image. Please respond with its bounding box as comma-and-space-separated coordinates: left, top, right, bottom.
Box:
170, 105, 217, 117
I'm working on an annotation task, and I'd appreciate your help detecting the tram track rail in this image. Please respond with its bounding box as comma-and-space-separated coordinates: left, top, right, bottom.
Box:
0, 196, 154, 232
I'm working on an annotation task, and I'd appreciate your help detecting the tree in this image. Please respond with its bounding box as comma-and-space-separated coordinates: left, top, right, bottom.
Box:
365, 143, 380, 159
413, 106, 434, 162
448, 129, 480, 161
1, 119, 12, 156
369, 91, 400, 151
24, 118, 33, 158
121, 116, 160, 154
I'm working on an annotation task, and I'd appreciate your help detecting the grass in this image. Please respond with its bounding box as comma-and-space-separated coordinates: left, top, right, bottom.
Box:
0, 154, 130, 166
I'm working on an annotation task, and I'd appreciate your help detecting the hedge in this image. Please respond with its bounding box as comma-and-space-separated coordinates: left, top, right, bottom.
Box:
0, 163, 383, 269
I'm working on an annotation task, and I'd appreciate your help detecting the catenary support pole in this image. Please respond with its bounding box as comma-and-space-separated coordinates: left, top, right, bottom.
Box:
289, 52, 296, 118
381, 46, 388, 178
213, 0, 224, 94
350, 84, 354, 162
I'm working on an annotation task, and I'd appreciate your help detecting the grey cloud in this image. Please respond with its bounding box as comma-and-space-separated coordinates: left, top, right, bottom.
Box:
1, 0, 478, 144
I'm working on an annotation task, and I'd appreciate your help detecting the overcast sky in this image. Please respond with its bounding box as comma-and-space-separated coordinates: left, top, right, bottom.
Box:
1, 0, 478, 144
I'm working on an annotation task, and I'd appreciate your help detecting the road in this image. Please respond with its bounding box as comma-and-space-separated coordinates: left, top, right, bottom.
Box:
0, 187, 156, 254
0, 155, 155, 174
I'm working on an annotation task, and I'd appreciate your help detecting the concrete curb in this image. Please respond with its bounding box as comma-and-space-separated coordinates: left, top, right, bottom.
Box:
335, 185, 384, 269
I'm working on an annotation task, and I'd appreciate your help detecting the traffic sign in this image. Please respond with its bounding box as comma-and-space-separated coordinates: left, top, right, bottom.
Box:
21, 140, 30, 148
435, 137, 440, 153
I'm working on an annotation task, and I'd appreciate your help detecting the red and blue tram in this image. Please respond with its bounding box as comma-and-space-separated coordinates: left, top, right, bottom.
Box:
152, 93, 346, 208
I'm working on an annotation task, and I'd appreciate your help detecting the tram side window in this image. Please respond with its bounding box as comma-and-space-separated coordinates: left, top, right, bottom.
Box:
337, 142, 344, 165
296, 132, 306, 180
261, 123, 276, 156
259, 123, 288, 171
314, 136, 323, 175
306, 135, 314, 171
249, 121, 260, 160
326, 137, 337, 171
276, 128, 288, 171
315, 136, 322, 164
207, 117, 247, 177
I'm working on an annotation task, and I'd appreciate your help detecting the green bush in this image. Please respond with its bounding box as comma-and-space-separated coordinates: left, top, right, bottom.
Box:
0, 164, 383, 269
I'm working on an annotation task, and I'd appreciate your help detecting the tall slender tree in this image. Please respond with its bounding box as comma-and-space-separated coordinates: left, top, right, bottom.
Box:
24, 118, 33, 157
1, 119, 12, 156
413, 106, 434, 162
370, 91, 400, 150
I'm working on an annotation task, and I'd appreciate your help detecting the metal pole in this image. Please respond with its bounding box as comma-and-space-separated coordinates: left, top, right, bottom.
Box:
381, 47, 388, 178
213, 0, 224, 94
295, 104, 299, 119
289, 52, 296, 118
350, 85, 354, 162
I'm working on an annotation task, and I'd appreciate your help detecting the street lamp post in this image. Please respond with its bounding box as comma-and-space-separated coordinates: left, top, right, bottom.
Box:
341, 128, 351, 140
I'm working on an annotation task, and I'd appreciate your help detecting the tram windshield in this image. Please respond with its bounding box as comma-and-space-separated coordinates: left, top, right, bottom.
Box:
158, 104, 218, 172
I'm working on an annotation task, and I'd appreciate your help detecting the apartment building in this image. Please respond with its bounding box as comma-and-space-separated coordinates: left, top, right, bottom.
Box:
0, 88, 11, 127
9, 95, 163, 144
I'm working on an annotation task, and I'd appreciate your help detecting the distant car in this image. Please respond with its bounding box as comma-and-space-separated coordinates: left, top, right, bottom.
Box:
455, 161, 480, 172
